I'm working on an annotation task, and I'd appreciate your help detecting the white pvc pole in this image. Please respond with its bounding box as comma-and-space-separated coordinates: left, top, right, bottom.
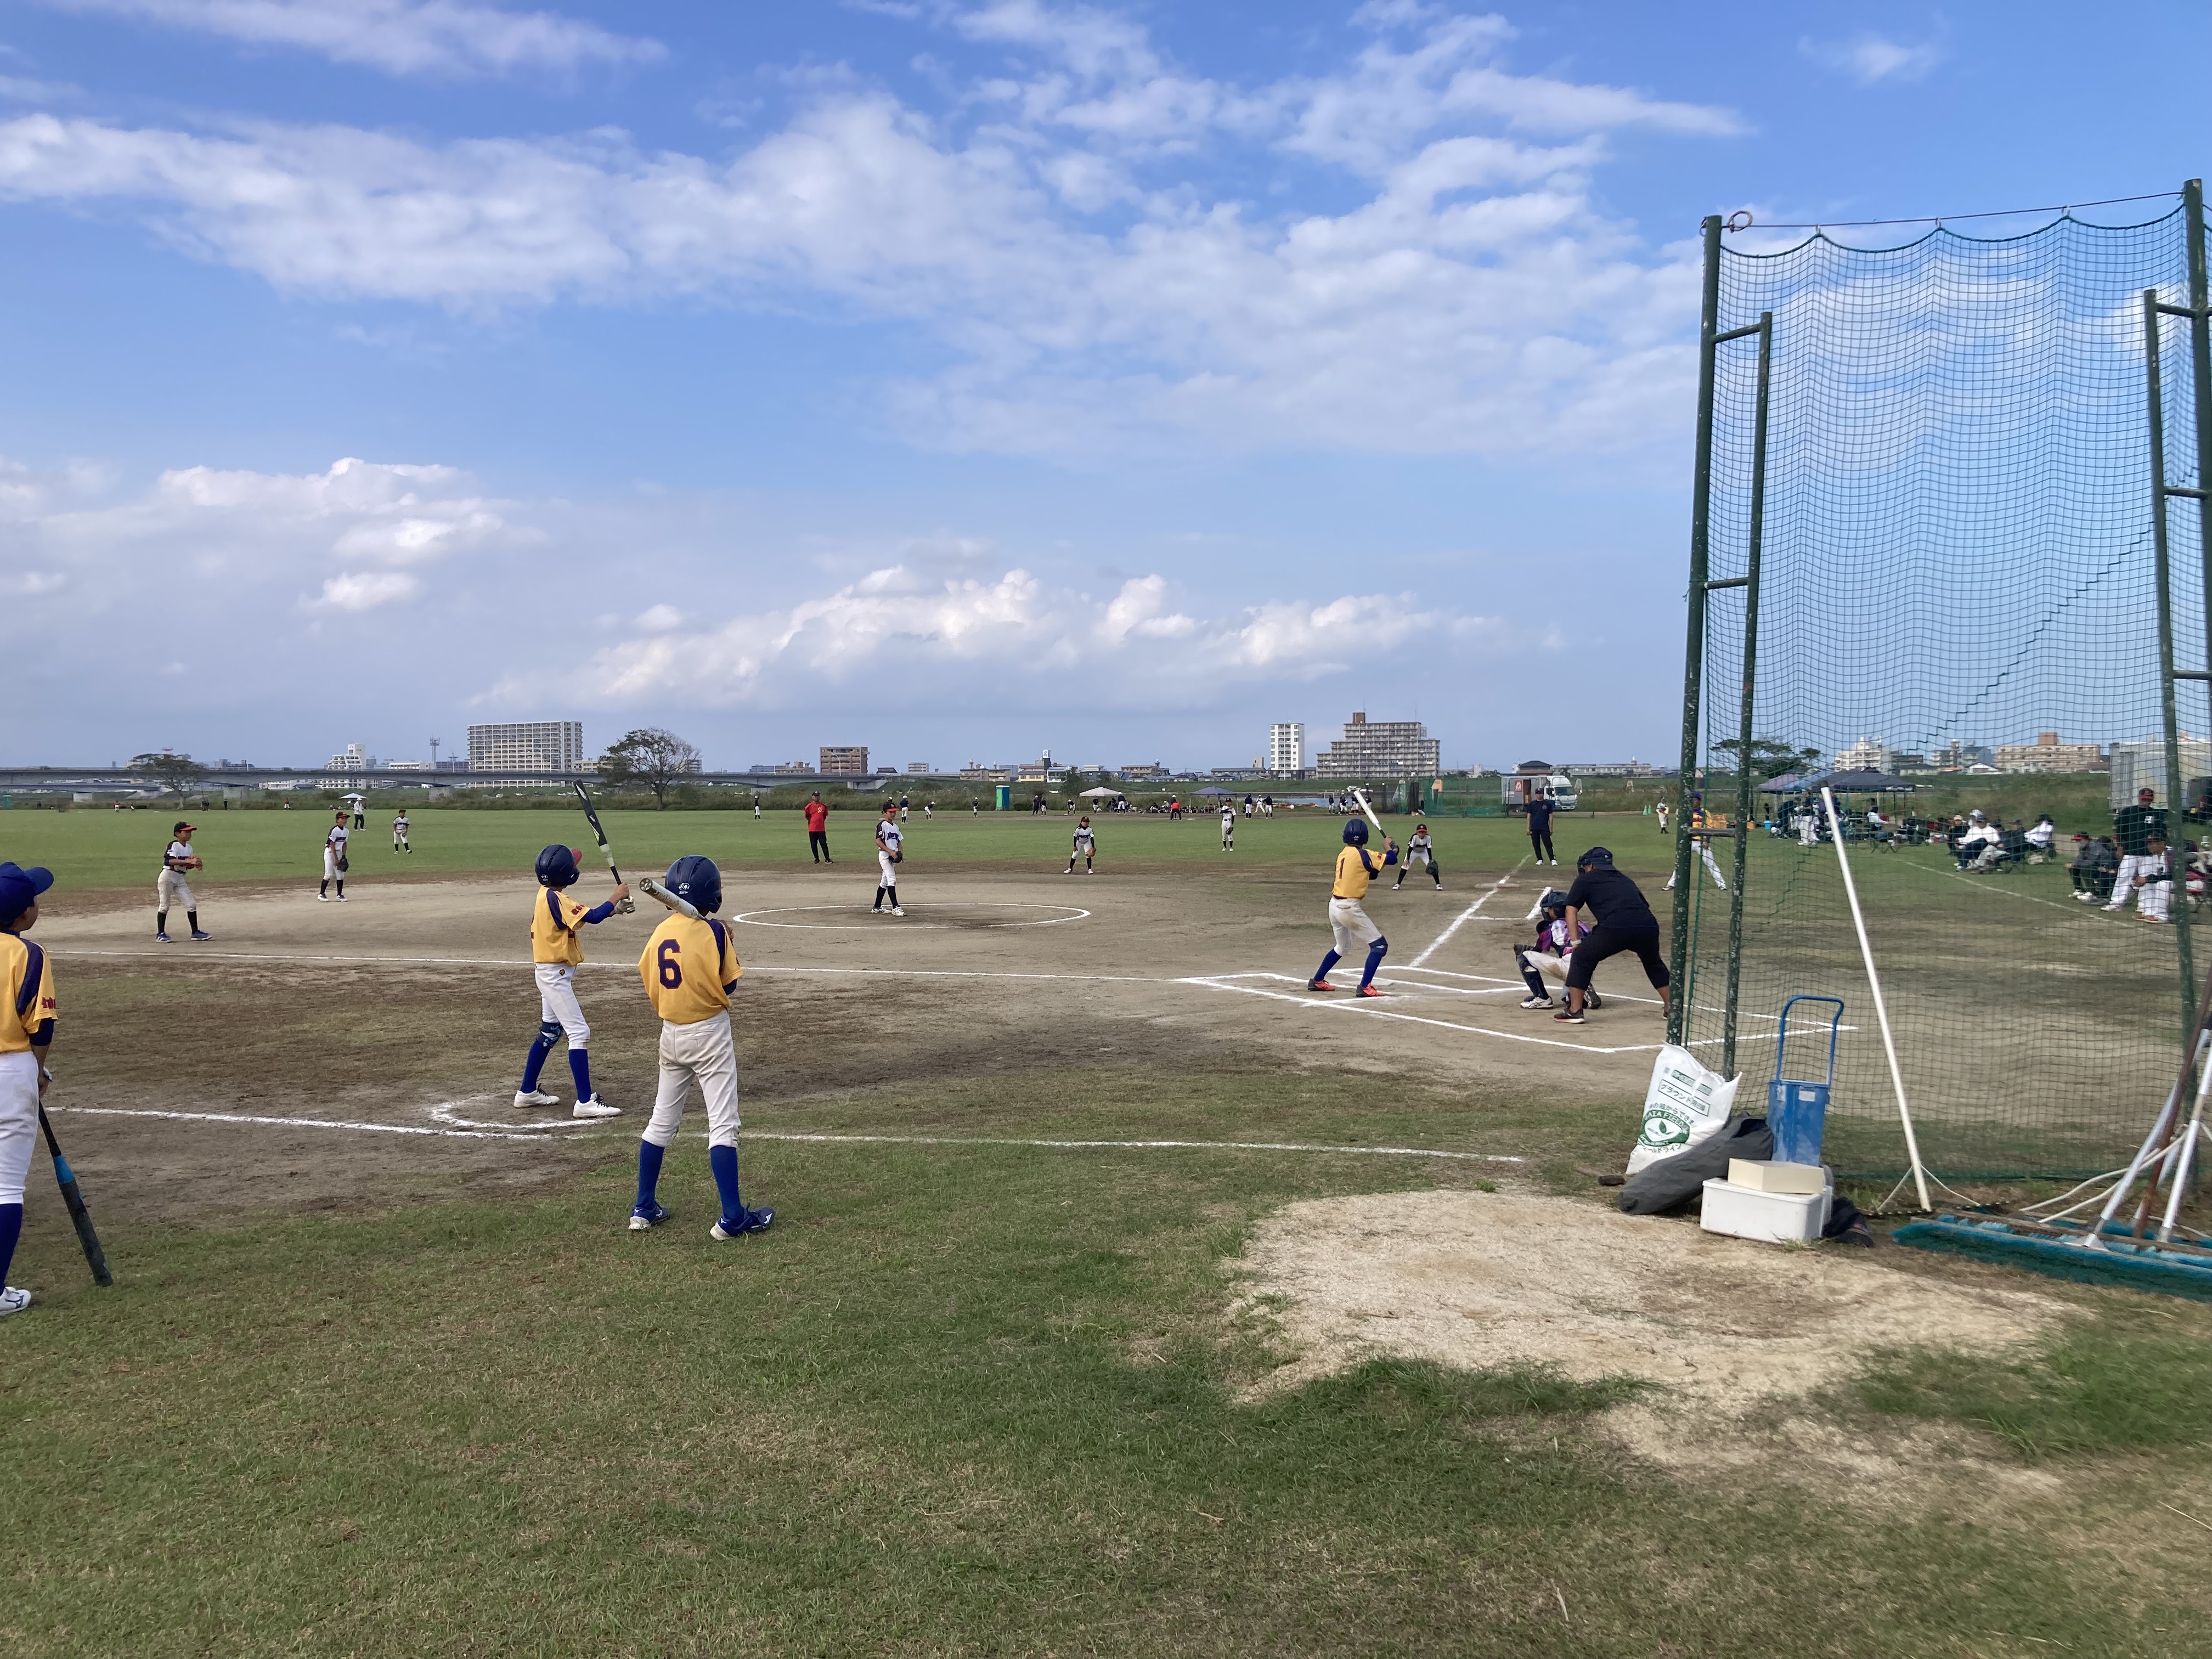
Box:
1824, 787, 1932, 1211
2159, 1036, 2212, 1242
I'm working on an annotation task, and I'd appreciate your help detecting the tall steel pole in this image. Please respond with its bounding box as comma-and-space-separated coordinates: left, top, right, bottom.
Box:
2145, 289, 2196, 1026
1720, 313, 1773, 1077
1667, 215, 1725, 1048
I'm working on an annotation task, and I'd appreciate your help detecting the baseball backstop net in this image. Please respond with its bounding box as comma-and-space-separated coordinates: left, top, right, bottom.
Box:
1668, 184, 2212, 1181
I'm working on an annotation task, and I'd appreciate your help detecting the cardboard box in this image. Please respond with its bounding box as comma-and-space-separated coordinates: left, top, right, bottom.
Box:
1726, 1158, 1827, 1195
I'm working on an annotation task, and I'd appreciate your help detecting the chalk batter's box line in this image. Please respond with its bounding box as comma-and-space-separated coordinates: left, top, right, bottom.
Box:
44, 1105, 1522, 1164
49, 950, 1171, 984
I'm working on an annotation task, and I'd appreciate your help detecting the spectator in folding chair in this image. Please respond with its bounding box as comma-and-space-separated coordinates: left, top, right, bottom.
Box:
2025, 813, 2057, 862
1954, 811, 2002, 871
2131, 837, 2175, 923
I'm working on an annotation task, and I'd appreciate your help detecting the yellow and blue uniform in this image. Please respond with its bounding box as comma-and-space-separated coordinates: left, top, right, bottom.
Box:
1, 933, 55, 1054
1316, 838, 1391, 992
639, 915, 742, 1024
518, 878, 623, 1109
531, 887, 602, 966
1333, 844, 1386, 900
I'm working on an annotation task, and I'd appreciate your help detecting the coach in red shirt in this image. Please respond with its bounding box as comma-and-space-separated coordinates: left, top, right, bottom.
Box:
804, 793, 833, 864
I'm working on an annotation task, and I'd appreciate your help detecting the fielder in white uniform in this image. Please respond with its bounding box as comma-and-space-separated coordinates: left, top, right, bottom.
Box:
391, 810, 410, 854
319, 811, 350, 901
0, 861, 57, 1317
1066, 816, 1097, 874
157, 820, 211, 941
629, 856, 772, 1239
1221, 804, 1236, 851
1392, 823, 1442, 889
873, 806, 905, 916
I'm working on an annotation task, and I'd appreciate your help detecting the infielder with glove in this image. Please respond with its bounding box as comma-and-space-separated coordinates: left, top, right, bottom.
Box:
516, 845, 628, 1118
157, 820, 211, 941
1310, 818, 1396, 998
1066, 816, 1097, 874
1392, 821, 1442, 890
873, 803, 904, 916
0, 860, 58, 1318
629, 856, 774, 1240
318, 809, 349, 901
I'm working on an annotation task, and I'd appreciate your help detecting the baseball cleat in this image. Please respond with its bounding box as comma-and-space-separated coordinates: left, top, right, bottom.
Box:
710, 1206, 775, 1240
1356, 985, 1386, 997
335, 894, 348, 901
1307, 979, 1336, 992
190, 930, 213, 941
1520, 995, 1553, 1008
317, 893, 329, 901
514, 1089, 561, 1108
0, 1286, 31, 1317
155, 932, 172, 943
891, 906, 905, 916
1553, 1007, 1587, 1023
572, 1098, 621, 1119
628, 1202, 671, 1232
1586, 990, 1605, 1009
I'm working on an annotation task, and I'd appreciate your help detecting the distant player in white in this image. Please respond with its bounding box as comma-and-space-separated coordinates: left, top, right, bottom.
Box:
319, 810, 349, 901
1221, 803, 1236, 851
1066, 816, 1097, 874
1391, 822, 1442, 889
391, 809, 410, 854
872, 804, 904, 916
157, 820, 211, 941
346, 792, 366, 830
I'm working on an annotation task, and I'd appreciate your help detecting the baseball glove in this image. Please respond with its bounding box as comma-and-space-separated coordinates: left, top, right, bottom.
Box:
893, 850, 903, 863
337, 855, 349, 872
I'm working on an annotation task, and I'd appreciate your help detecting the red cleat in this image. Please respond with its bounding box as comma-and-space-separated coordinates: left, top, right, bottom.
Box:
1308, 979, 1337, 992
1356, 985, 1386, 998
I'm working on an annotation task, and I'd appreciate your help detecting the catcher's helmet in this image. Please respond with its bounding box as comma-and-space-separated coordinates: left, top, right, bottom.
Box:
535, 845, 582, 888
1537, 887, 1568, 918
1343, 817, 1369, 845
665, 854, 723, 915
1577, 845, 1614, 868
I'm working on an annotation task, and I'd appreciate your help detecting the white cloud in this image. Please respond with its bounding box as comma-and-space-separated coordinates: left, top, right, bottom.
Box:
39, 0, 664, 78
8, 569, 66, 594
1802, 32, 1946, 86
634, 602, 685, 630
0, 5, 1741, 460
518, 558, 1496, 711
309, 569, 420, 610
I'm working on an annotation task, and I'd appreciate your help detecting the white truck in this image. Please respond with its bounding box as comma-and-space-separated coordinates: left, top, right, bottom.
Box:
1502, 769, 1578, 813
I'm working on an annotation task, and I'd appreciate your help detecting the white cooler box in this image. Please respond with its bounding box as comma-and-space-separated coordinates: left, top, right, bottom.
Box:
1700, 1161, 1832, 1244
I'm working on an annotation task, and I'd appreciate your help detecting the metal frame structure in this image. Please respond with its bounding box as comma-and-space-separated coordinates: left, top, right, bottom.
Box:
1667, 180, 2212, 1082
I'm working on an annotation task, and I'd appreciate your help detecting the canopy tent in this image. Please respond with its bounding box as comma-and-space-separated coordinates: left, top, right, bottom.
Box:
1078, 786, 1124, 799
1192, 786, 1240, 797
1760, 768, 1917, 794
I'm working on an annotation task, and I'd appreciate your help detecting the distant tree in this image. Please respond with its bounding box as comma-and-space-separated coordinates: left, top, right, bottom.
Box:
599, 727, 702, 810
1713, 737, 1822, 780
128, 750, 207, 806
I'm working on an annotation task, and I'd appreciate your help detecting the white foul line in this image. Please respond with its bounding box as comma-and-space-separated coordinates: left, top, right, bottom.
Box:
50, 949, 1168, 985
1408, 857, 1530, 968
1182, 972, 1663, 1053
44, 1105, 1521, 1163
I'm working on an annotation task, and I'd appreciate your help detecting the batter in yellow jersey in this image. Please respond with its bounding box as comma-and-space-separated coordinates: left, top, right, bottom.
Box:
516, 844, 629, 1120
0, 859, 59, 1318
628, 856, 773, 1243
1312, 819, 1397, 997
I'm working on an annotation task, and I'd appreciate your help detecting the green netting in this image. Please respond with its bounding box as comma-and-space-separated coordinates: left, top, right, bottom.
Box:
1678, 198, 2209, 1179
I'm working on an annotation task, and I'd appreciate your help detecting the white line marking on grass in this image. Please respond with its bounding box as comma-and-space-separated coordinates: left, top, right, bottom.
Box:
44, 1107, 1521, 1164
53, 950, 1167, 985
732, 903, 1088, 929
1409, 859, 1529, 968
430, 1102, 589, 1132
1182, 972, 1664, 1053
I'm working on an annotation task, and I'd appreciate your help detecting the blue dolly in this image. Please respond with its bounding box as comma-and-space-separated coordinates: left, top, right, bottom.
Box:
1769, 995, 1843, 1168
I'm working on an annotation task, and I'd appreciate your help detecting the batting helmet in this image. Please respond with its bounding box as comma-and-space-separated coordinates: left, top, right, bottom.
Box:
1343, 818, 1369, 845
1577, 846, 1614, 868
665, 854, 723, 915
535, 845, 582, 888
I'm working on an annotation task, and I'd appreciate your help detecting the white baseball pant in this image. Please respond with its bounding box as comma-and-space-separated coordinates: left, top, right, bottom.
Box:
642, 1012, 741, 1151
322, 848, 341, 880
1523, 950, 1571, 985
1328, 897, 1382, 956
0, 1049, 37, 1206
534, 963, 590, 1048
2108, 854, 2159, 909
157, 870, 195, 911
878, 850, 899, 887
2140, 877, 2175, 922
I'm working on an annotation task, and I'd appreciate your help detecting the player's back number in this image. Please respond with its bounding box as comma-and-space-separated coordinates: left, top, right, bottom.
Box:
657, 938, 684, 989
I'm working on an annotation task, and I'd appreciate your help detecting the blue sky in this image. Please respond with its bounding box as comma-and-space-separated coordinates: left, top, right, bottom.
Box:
1, 0, 2205, 772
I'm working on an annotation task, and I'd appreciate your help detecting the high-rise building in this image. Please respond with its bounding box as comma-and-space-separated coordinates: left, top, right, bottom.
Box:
907, 761, 931, 773
820, 745, 870, 775
467, 721, 583, 772
1313, 712, 1438, 776
1268, 722, 1304, 775
1994, 732, 2106, 773
326, 743, 370, 771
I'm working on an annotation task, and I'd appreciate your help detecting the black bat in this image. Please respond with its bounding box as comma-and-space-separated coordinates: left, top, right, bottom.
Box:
37, 1107, 112, 1287
572, 782, 635, 913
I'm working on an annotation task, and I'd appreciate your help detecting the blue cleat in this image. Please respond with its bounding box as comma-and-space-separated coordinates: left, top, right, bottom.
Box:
155, 932, 172, 943
628, 1202, 671, 1232
190, 930, 213, 941
709, 1206, 775, 1240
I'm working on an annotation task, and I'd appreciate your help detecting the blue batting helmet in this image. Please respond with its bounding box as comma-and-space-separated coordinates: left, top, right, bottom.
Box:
1343, 818, 1369, 845
535, 845, 582, 888
665, 855, 722, 915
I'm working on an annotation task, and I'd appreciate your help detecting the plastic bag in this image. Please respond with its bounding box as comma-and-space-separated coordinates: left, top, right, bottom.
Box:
1626, 1044, 1740, 1175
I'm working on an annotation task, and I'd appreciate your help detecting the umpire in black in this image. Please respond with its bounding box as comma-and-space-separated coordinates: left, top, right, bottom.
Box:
1556, 846, 1671, 1025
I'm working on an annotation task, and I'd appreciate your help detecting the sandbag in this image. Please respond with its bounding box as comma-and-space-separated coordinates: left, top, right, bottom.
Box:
1625, 1044, 1741, 1176
1618, 1116, 1773, 1216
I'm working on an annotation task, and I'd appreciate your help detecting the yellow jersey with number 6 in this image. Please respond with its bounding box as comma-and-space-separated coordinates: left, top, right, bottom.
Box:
639, 914, 741, 1025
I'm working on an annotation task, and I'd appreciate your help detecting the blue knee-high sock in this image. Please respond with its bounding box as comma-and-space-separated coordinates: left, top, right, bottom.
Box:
1359, 937, 1388, 990
1313, 949, 1342, 983
568, 1047, 594, 1102
635, 1139, 666, 1210
0, 1202, 20, 1287
520, 1023, 558, 1091
709, 1143, 743, 1223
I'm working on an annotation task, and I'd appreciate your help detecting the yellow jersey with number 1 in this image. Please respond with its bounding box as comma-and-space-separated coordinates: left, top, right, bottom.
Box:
638, 914, 741, 1025
1333, 845, 1383, 900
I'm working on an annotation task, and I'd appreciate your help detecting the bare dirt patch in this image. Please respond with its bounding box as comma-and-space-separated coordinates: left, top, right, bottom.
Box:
1231, 1189, 2066, 1418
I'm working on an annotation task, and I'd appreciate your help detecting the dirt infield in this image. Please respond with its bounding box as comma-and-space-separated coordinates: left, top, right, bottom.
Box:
28, 861, 1686, 1231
